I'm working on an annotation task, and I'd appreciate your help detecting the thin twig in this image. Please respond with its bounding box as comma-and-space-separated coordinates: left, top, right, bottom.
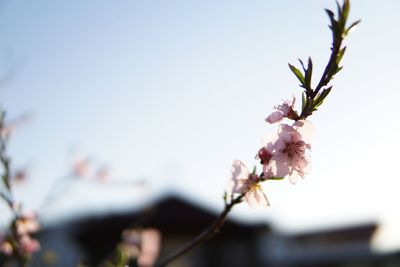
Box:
155, 194, 244, 267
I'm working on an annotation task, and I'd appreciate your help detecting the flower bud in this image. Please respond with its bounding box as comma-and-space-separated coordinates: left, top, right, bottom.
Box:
257, 147, 272, 165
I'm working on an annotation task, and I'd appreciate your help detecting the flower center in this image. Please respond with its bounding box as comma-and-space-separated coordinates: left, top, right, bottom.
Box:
284, 141, 305, 160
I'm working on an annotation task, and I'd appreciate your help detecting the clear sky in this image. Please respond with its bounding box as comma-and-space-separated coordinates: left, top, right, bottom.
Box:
0, 0, 399, 252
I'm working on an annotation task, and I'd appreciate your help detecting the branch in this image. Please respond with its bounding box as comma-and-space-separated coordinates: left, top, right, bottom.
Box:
295, 0, 360, 120
155, 194, 244, 267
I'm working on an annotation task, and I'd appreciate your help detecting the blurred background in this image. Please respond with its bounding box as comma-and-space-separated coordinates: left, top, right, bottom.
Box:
0, 0, 399, 266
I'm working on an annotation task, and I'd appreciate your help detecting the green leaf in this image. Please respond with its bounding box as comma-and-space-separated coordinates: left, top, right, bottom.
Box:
325, 8, 338, 30
342, 0, 350, 22
304, 57, 313, 89
345, 19, 361, 36
320, 86, 332, 99
298, 58, 306, 73
313, 86, 332, 109
336, 46, 346, 64
325, 8, 335, 23
288, 63, 305, 86
336, 1, 342, 21
333, 66, 343, 75
301, 92, 306, 111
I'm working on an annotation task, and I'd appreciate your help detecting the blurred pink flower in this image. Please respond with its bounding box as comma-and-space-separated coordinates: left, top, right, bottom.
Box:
0, 113, 31, 138
138, 229, 161, 267
16, 213, 40, 235
0, 232, 13, 256
227, 160, 269, 207
122, 229, 141, 247
265, 96, 298, 124
263, 120, 313, 184
13, 168, 28, 183
0, 241, 13, 256
121, 228, 161, 267
0, 125, 13, 138
96, 165, 110, 182
72, 157, 91, 178
18, 235, 40, 255
121, 229, 141, 258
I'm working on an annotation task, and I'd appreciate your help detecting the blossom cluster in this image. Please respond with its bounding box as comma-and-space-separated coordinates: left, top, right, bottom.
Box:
14, 213, 41, 255
0, 112, 41, 259
0, 213, 41, 257
227, 97, 313, 207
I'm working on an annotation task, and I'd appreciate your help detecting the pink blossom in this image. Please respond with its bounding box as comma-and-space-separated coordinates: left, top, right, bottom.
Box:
138, 229, 161, 267
121, 228, 161, 266
96, 165, 110, 182
265, 96, 298, 124
16, 214, 40, 235
227, 160, 269, 207
0, 241, 13, 256
0, 113, 31, 138
18, 235, 40, 255
0, 232, 13, 256
72, 157, 91, 178
13, 168, 28, 183
122, 229, 141, 258
263, 120, 313, 184
256, 140, 275, 166
122, 229, 141, 247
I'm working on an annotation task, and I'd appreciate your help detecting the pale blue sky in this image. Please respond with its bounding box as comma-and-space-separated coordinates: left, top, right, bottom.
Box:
0, 0, 399, 251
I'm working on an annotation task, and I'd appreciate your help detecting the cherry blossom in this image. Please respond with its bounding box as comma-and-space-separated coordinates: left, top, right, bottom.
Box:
227, 160, 269, 207
121, 228, 161, 266
16, 214, 40, 236
265, 96, 298, 124
72, 157, 92, 178
18, 235, 40, 255
121, 229, 141, 258
263, 120, 313, 184
14, 213, 41, 256
18, 235, 40, 254
138, 229, 161, 267
0, 232, 12, 256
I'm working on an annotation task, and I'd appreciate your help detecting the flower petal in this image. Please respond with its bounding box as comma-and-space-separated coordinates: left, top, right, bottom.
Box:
245, 186, 270, 207
266, 111, 284, 124
293, 120, 314, 144
265, 154, 290, 178
231, 160, 249, 181
227, 160, 250, 194
288, 169, 301, 184
278, 124, 295, 144
227, 179, 249, 194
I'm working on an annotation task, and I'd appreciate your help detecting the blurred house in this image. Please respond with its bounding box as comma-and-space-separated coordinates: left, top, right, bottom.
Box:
260, 223, 398, 267
38, 194, 270, 267
2, 194, 399, 267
